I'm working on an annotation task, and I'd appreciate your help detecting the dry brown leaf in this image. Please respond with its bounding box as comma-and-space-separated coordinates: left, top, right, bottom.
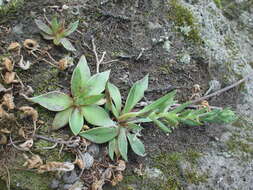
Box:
102, 168, 112, 180
23, 154, 43, 169
0, 128, 11, 134
0, 83, 7, 93
74, 158, 84, 169
57, 56, 73, 70
91, 179, 104, 190
83, 125, 90, 130
4, 72, 17, 84
7, 42, 21, 51
19, 139, 33, 151
0, 134, 8, 144
19, 106, 38, 122
193, 84, 201, 93
111, 179, 117, 186
18, 128, 26, 138
116, 160, 126, 171
0, 104, 9, 118
2, 93, 15, 110
115, 172, 123, 182
38, 162, 74, 173
23, 39, 38, 50
2, 57, 14, 71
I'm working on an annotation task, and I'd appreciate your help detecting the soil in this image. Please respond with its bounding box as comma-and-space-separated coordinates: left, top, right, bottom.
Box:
0, 0, 246, 190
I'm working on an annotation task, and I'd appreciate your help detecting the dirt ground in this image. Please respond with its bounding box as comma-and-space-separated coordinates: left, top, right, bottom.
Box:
0, 0, 244, 190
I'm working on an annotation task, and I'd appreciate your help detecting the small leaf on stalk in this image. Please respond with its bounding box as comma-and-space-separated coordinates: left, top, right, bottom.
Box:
107, 82, 122, 114
80, 127, 118, 143
118, 128, 128, 161
140, 90, 176, 114
76, 94, 104, 106
71, 55, 90, 97
82, 105, 114, 127
35, 19, 53, 35
109, 138, 116, 160
69, 108, 83, 135
127, 133, 145, 156
65, 20, 79, 36
86, 71, 110, 96
52, 107, 73, 130
60, 38, 76, 51
152, 118, 172, 133
122, 75, 148, 114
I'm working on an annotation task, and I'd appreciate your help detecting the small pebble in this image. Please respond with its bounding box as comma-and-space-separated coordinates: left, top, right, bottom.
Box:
82, 152, 94, 169
63, 170, 78, 184
49, 179, 59, 189
87, 144, 100, 158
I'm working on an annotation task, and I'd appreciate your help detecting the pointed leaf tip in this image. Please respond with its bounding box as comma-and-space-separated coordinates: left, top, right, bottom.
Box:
52, 107, 73, 130
29, 91, 73, 111
122, 74, 148, 114
69, 108, 83, 135
71, 55, 90, 97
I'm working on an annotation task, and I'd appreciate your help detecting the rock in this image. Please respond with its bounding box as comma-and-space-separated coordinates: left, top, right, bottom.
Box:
13, 24, 24, 35
87, 143, 100, 158
63, 170, 78, 184
163, 40, 171, 53
49, 179, 60, 189
144, 167, 164, 179
180, 53, 191, 64
82, 152, 94, 169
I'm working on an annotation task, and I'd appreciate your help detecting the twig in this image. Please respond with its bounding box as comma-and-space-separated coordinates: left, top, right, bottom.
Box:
191, 72, 252, 104
4, 165, 10, 190
92, 37, 106, 73
9, 135, 28, 151
39, 142, 58, 150
34, 134, 79, 148
77, 148, 85, 178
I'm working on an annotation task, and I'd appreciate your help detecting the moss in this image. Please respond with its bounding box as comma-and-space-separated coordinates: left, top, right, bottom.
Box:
33, 140, 74, 162
184, 169, 208, 185
167, 0, 202, 44
10, 170, 52, 190
0, 0, 24, 23
185, 149, 202, 165
213, 0, 222, 8
226, 133, 253, 162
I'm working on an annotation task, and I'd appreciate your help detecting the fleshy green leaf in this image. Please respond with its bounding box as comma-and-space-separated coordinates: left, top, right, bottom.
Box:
107, 82, 122, 114
60, 38, 76, 51
171, 102, 192, 114
69, 108, 83, 135
79, 126, 118, 144
35, 19, 53, 35
86, 71, 110, 96
52, 107, 73, 130
139, 91, 176, 114
29, 91, 73, 111
127, 133, 145, 156
152, 118, 172, 133
82, 105, 114, 127
76, 94, 104, 106
122, 75, 149, 114
41, 32, 54, 40
71, 55, 90, 97
127, 123, 143, 133
109, 138, 116, 160
118, 128, 128, 161
65, 20, 79, 36
50, 17, 60, 33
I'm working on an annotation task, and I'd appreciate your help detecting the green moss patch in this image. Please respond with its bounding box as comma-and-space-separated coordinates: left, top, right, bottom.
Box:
167, 0, 202, 43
